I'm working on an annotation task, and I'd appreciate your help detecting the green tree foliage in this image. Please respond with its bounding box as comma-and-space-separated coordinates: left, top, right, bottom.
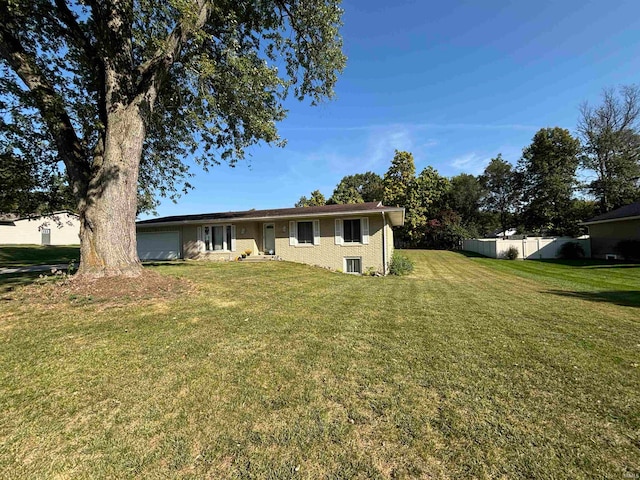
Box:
383, 150, 416, 208
578, 85, 640, 212
423, 209, 468, 249
330, 171, 383, 204
0, 153, 74, 215
448, 173, 487, 235
405, 166, 451, 245
567, 198, 597, 236
518, 127, 581, 235
383, 158, 451, 246
295, 189, 326, 207
0, 0, 346, 277
480, 154, 520, 237
0, 108, 74, 215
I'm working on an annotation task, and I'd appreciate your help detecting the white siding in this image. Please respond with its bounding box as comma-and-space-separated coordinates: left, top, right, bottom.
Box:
0, 212, 80, 245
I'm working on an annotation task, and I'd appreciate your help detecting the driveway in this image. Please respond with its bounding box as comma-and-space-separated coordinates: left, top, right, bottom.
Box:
0, 264, 75, 275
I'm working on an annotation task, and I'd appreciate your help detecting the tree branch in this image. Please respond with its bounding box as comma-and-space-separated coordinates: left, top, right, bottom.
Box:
53, 0, 96, 59
135, 0, 212, 97
53, 0, 108, 129
0, 23, 90, 197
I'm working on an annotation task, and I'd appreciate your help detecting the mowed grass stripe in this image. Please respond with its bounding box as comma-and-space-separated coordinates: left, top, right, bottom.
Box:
0, 250, 638, 478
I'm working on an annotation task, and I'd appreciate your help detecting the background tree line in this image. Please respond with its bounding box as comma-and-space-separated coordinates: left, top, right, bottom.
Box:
296, 85, 640, 249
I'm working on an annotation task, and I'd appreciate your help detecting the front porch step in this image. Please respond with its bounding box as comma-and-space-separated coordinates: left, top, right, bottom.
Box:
240, 255, 280, 262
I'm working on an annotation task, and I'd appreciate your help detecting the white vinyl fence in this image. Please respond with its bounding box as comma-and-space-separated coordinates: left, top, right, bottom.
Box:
463, 237, 591, 259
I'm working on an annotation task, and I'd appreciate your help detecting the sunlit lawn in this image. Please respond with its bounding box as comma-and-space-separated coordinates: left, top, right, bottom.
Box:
1, 250, 638, 478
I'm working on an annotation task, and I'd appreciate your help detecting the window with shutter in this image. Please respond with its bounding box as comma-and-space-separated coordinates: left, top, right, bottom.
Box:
296, 221, 314, 244
335, 219, 343, 245
313, 220, 320, 245
289, 221, 297, 246
361, 217, 369, 245
343, 219, 362, 243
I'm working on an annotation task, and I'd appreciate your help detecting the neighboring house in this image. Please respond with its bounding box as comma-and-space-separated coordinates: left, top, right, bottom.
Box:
136, 202, 405, 274
0, 211, 80, 245
582, 201, 640, 260
487, 228, 517, 238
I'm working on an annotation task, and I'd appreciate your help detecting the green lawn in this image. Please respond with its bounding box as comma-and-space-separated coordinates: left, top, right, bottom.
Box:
0, 245, 80, 267
1, 251, 638, 478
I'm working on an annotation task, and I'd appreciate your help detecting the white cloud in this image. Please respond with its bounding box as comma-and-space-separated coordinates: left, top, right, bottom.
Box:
302, 126, 416, 176
450, 152, 492, 175
272, 126, 421, 200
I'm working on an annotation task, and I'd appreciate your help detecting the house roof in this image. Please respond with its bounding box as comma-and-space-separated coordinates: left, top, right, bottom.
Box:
0, 213, 18, 224
582, 201, 640, 225
137, 201, 405, 227
0, 210, 78, 223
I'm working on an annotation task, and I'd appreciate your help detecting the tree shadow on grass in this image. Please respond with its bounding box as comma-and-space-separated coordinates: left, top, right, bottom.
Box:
580, 264, 640, 270
142, 261, 191, 268
0, 272, 43, 295
535, 258, 640, 269
455, 250, 490, 259
545, 289, 640, 308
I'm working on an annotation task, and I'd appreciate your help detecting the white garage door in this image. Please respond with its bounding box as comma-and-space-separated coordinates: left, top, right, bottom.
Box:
137, 232, 181, 260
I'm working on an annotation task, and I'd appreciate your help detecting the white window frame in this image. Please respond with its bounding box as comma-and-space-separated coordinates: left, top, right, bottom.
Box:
344, 256, 362, 274
289, 219, 320, 247
335, 217, 369, 246
199, 224, 236, 252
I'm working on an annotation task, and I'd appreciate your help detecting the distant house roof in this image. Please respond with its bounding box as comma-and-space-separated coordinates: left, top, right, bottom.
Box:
137, 201, 405, 227
0, 213, 18, 224
0, 210, 78, 223
582, 202, 640, 225
487, 227, 517, 238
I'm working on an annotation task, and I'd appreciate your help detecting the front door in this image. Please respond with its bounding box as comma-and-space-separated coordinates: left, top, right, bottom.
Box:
264, 223, 275, 254
41, 228, 51, 245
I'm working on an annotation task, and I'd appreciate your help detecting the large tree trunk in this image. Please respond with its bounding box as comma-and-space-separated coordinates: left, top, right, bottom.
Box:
76, 104, 145, 278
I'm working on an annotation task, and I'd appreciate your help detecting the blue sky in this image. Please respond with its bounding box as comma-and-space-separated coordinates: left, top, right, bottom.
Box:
141, 0, 640, 219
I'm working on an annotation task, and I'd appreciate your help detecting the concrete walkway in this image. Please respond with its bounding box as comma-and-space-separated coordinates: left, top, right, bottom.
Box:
0, 263, 75, 275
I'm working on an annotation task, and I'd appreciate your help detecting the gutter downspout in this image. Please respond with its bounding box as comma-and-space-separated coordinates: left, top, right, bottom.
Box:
382, 212, 387, 275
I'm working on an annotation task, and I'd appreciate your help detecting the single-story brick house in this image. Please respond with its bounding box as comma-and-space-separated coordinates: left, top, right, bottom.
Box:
0, 211, 80, 245
136, 202, 405, 274
581, 201, 640, 260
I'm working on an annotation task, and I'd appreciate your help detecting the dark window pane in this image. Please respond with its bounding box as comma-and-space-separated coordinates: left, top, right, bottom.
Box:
344, 219, 361, 243
226, 225, 232, 250
297, 221, 313, 244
